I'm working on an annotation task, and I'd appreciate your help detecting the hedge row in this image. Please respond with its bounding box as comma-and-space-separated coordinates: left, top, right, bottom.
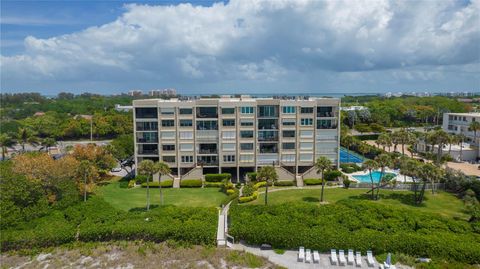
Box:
141, 180, 174, 188
303, 178, 324, 185
275, 181, 296, 187
1, 197, 218, 251
229, 200, 480, 264
238, 191, 258, 204
180, 179, 203, 188
205, 173, 231, 182
204, 182, 224, 188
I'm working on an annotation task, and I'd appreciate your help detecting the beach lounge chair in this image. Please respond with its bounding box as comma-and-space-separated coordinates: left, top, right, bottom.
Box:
347, 249, 355, 265
330, 249, 338, 265
313, 250, 320, 263
355, 251, 362, 267
298, 247, 305, 262
367, 250, 375, 267
305, 249, 312, 263
339, 249, 347, 265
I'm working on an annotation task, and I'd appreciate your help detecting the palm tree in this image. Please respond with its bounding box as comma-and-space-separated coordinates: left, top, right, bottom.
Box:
17, 128, 39, 152
377, 133, 392, 152
396, 129, 409, 155
362, 159, 379, 200
138, 159, 160, 211
358, 142, 369, 158
0, 134, 15, 159
400, 158, 420, 203
432, 129, 450, 165
469, 121, 480, 146
456, 133, 466, 161
342, 135, 355, 163
257, 165, 278, 206
447, 134, 458, 156
374, 154, 392, 200
315, 156, 332, 203
157, 161, 171, 206
40, 137, 56, 153
77, 160, 95, 202
417, 163, 442, 203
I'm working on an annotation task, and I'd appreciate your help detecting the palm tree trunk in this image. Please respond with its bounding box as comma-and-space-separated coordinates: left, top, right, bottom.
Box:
264, 180, 269, 205
437, 144, 442, 164
376, 168, 384, 200
146, 175, 151, 210
159, 174, 163, 206
412, 177, 418, 203
320, 170, 325, 202
1, 147, 5, 159
402, 143, 405, 155
369, 170, 375, 200
418, 181, 427, 205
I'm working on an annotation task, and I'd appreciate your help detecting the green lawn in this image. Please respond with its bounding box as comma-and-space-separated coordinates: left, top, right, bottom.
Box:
249, 187, 468, 219
98, 180, 227, 211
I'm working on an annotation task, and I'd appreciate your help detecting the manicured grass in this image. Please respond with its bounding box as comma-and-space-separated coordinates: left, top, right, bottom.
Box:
249, 187, 468, 219
98, 180, 227, 211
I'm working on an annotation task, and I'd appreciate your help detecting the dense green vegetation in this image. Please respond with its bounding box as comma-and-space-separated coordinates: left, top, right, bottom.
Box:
1, 197, 217, 251
230, 200, 480, 264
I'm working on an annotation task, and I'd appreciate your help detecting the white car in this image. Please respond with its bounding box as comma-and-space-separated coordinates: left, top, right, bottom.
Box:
111, 167, 122, 172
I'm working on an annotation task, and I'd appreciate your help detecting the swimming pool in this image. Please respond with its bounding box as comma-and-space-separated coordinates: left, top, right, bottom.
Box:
340, 147, 364, 163
353, 171, 396, 183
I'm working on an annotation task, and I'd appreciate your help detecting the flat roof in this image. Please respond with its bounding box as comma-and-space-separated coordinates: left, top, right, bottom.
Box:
445, 112, 480, 116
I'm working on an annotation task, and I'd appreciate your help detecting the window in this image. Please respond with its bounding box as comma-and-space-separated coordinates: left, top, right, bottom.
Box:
258, 119, 278, 129
196, 107, 218, 118
282, 106, 296, 114
136, 132, 158, 143
222, 143, 236, 151
240, 143, 254, 150
222, 119, 235, 127
258, 105, 278, 117
300, 142, 313, 150
223, 155, 235, 162
162, 144, 175, 151
179, 108, 193, 115
301, 118, 313, 126
222, 131, 236, 139
162, 120, 175, 127
282, 119, 296, 126
241, 106, 254, 114
300, 130, 314, 138
282, 142, 295, 150
282, 154, 295, 162
258, 130, 278, 141
179, 131, 193, 139
181, 156, 193, 163
162, 156, 176, 163
179, 119, 193, 127
301, 107, 313, 114
160, 108, 175, 115
136, 121, 158, 131
317, 106, 333, 117
259, 143, 278, 153
222, 107, 235, 114
196, 120, 218, 130
240, 119, 254, 126
283, 130, 295, 138
135, 107, 157, 119
317, 119, 336, 129
161, 131, 175, 139
179, 143, 193, 151
240, 154, 254, 162
240, 130, 254, 138
299, 154, 313, 162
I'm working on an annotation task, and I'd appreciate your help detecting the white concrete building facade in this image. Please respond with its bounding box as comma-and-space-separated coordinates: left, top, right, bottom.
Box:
133, 96, 341, 182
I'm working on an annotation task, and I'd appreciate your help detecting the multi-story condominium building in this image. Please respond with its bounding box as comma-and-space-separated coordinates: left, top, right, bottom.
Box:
441, 112, 480, 161
133, 95, 340, 183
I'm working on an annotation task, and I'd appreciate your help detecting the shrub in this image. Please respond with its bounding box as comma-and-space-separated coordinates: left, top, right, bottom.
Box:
221, 189, 239, 206
242, 183, 257, 197
303, 178, 324, 185
180, 179, 203, 188
205, 173, 231, 182
229, 201, 480, 264
135, 175, 148, 184
141, 180, 174, 188
246, 172, 257, 182
324, 170, 342, 181
226, 189, 236, 195
204, 182, 223, 188
127, 180, 136, 188
343, 178, 351, 189
275, 181, 295, 187
238, 192, 258, 203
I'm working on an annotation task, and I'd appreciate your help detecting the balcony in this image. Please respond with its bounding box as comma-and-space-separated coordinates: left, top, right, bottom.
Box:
196, 130, 218, 140
197, 156, 218, 166
196, 107, 218, 118
138, 149, 158, 155
258, 105, 279, 118
258, 119, 278, 130
136, 122, 158, 131
198, 144, 218, 154
136, 132, 158, 143
135, 107, 158, 119
259, 143, 278, 153
258, 130, 279, 142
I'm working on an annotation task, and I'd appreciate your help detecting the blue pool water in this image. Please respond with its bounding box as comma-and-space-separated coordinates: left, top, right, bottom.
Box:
340, 148, 364, 163
353, 171, 396, 183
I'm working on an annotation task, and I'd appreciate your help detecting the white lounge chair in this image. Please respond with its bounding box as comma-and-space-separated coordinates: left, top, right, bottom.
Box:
305, 249, 312, 263
355, 251, 362, 267
313, 250, 320, 263
339, 249, 347, 265
367, 250, 375, 267
330, 249, 338, 265
347, 249, 355, 265
298, 247, 305, 262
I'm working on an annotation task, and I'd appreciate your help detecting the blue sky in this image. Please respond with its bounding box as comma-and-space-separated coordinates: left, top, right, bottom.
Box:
1, 0, 479, 95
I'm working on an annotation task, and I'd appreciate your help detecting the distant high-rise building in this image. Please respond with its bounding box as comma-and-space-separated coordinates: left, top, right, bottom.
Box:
149, 88, 177, 97
128, 90, 143, 97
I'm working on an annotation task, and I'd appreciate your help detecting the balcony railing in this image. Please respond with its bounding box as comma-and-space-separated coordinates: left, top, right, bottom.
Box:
198, 149, 218, 154
136, 137, 158, 143
317, 112, 335, 117
138, 149, 158, 155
